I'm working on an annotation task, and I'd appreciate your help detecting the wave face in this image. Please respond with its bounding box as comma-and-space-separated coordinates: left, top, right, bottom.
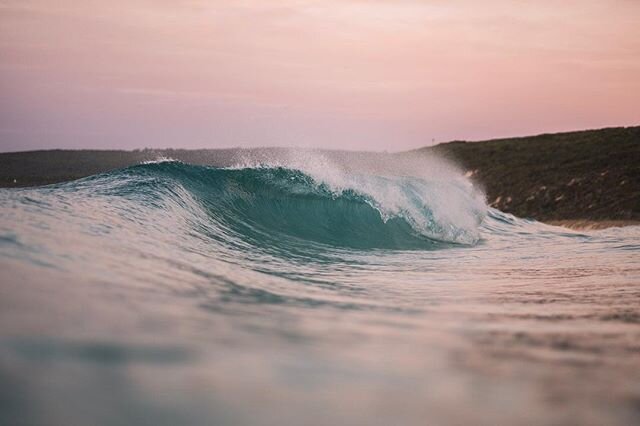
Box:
121, 161, 486, 249
1, 153, 639, 426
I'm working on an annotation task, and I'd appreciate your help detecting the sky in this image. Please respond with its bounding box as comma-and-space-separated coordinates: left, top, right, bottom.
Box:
0, 0, 639, 152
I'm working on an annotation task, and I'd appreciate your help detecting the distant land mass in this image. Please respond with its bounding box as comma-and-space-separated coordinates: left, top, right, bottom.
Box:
1, 126, 638, 225
425, 126, 639, 225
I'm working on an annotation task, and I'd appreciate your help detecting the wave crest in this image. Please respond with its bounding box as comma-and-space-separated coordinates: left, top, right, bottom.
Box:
109, 160, 486, 249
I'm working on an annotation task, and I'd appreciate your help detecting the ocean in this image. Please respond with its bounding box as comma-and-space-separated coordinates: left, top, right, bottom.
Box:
1, 151, 639, 426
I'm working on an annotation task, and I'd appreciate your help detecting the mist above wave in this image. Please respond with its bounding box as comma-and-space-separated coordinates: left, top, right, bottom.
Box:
223, 149, 487, 245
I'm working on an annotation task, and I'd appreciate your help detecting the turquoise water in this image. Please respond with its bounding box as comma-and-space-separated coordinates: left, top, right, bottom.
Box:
1, 156, 639, 426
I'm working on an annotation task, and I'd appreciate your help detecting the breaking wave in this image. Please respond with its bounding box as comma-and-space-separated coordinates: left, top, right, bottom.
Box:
75, 160, 487, 251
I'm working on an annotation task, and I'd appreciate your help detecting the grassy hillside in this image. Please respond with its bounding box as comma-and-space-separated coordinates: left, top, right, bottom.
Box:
1, 126, 638, 222
424, 126, 639, 221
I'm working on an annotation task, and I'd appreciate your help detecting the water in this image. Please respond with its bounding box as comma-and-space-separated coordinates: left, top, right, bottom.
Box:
1, 152, 639, 426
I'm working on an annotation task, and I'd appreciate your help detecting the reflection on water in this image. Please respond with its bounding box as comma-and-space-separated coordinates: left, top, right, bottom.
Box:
1, 162, 639, 426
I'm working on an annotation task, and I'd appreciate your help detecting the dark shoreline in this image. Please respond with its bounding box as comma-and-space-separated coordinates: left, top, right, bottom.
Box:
426, 126, 639, 223
1, 126, 638, 225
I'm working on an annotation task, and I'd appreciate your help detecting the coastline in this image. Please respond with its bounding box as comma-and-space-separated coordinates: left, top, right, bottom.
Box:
1, 126, 638, 224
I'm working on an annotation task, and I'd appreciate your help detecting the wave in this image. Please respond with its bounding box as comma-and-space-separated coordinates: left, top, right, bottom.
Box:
62, 159, 487, 251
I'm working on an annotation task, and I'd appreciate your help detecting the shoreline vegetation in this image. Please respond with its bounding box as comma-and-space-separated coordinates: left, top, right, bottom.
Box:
1, 126, 638, 229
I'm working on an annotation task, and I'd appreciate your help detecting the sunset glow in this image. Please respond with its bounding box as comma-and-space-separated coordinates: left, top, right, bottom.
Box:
1, 0, 639, 151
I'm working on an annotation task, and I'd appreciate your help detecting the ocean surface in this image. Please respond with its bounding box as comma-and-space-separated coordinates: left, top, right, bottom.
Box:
1, 152, 639, 426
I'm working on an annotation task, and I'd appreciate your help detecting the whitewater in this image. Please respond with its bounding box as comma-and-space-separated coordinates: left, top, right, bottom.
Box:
0, 151, 639, 426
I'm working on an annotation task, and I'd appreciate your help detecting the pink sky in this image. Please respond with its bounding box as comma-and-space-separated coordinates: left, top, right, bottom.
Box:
1, 0, 639, 152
